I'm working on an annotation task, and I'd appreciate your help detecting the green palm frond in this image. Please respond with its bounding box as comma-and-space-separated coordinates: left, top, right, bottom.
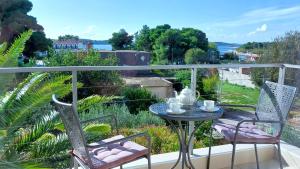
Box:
0, 42, 8, 55
0, 30, 33, 67
78, 95, 119, 113
13, 111, 59, 151
6, 75, 82, 133
1, 73, 46, 113
29, 133, 69, 158
0, 30, 33, 95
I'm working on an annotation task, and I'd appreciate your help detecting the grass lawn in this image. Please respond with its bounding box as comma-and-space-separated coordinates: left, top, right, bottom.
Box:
220, 82, 260, 105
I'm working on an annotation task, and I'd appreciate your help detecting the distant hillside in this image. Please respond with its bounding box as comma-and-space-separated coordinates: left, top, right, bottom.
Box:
214, 42, 241, 47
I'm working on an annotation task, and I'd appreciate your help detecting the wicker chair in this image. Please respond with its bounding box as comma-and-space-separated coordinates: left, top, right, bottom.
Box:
208, 81, 297, 169
52, 95, 151, 169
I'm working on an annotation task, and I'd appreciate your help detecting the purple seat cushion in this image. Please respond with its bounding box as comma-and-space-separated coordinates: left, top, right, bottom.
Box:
213, 122, 279, 143
73, 135, 149, 169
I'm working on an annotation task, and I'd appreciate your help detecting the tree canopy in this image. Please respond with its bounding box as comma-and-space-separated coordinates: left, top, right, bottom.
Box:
23, 31, 52, 57
184, 48, 207, 64
0, 0, 43, 43
133, 25, 210, 64
58, 34, 79, 41
109, 29, 133, 50
108, 25, 213, 64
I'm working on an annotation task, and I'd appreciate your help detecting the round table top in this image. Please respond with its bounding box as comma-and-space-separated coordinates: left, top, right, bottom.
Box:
149, 102, 223, 121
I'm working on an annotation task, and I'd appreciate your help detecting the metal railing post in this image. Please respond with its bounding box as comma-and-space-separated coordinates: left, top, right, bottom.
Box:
189, 67, 197, 154
278, 65, 286, 85
72, 71, 78, 113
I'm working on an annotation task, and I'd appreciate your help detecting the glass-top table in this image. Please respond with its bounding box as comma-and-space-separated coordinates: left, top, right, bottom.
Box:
149, 102, 223, 169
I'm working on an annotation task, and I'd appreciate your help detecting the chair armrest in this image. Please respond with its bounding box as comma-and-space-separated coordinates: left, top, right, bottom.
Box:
234, 119, 283, 141
86, 132, 151, 150
218, 104, 256, 110
81, 114, 119, 134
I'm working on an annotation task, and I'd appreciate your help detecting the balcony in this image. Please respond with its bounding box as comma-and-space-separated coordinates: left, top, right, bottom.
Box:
0, 63, 299, 169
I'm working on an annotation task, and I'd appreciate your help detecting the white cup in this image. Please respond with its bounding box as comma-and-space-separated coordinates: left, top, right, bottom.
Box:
204, 100, 215, 111
169, 102, 181, 112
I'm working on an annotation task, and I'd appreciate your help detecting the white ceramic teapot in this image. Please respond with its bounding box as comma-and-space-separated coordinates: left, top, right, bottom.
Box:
175, 86, 200, 105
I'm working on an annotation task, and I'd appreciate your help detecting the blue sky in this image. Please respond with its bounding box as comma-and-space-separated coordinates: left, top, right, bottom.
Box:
29, 0, 300, 43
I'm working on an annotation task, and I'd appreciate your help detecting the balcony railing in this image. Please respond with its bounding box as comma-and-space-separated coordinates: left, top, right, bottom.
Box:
0, 63, 299, 168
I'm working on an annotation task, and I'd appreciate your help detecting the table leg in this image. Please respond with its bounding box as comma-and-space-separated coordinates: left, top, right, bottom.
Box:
187, 121, 204, 169
168, 120, 204, 169
167, 120, 183, 169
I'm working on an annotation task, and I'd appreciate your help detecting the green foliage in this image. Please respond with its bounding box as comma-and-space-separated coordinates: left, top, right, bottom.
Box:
153, 29, 185, 64
23, 31, 53, 58
135, 25, 152, 51
12, 111, 58, 151
175, 70, 219, 100
174, 70, 191, 87
202, 75, 220, 99
83, 123, 111, 141
29, 134, 69, 158
133, 24, 211, 64
58, 35, 79, 41
120, 125, 203, 154
0, 30, 33, 95
109, 29, 133, 50
78, 95, 118, 113
0, 0, 43, 43
252, 31, 300, 86
237, 42, 271, 54
1, 73, 80, 132
81, 104, 165, 128
122, 87, 159, 114
180, 28, 208, 51
222, 52, 238, 60
184, 48, 207, 64
46, 49, 123, 95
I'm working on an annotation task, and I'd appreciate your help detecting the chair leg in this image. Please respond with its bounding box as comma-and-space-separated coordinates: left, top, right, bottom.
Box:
69, 156, 74, 169
254, 144, 260, 169
73, 157, 78, 169
120, 165, 123, 169
147, 153, 151, 169
207, 127, 213, 169
277, 143, 283, 169
231, 143, 236, 169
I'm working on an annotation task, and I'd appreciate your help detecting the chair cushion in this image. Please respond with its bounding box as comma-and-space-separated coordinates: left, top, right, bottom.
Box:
218, 108, 257, 123
73, 135, 149, 169
213, 122, 279, 143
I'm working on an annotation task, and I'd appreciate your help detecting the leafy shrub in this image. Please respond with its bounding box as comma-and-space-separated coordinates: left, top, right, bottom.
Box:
202, 75, 220, 100
45, 49, 123, 95
122, 87, 159, 114
120, 125, 203, 154
83, 123, 111, 141
184, 48, 207, 64
81, 104, 165, 128
175, 69, 219, 99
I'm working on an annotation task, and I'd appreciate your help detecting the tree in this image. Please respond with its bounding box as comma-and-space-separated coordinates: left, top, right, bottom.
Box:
251, 31, 300, 86
184, 48, 207, 64
23, 31, 52, 57
58, 34, 79, 41
222, 52, 238, 60
109, 29, 133, 50
0, 0, 43, 43
135, 25, 151, 51
180, 28, 208, 51
149, 24, 171, 43
153, 29, 185, 64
